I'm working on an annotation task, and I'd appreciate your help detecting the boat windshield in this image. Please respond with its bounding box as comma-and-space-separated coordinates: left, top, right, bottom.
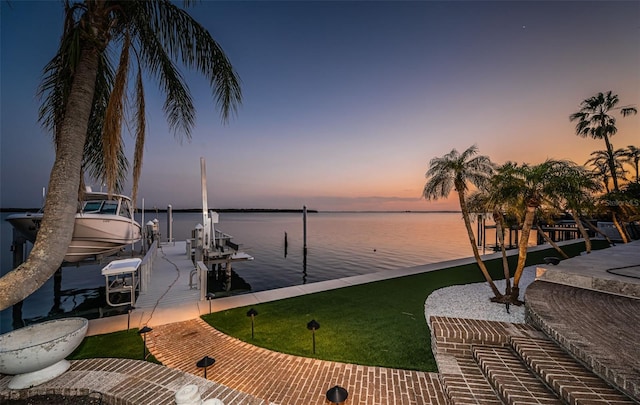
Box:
100, 202, 119, 215
82, 201, 103, 213
81, 197, 132, 218
119, 199, 132, 219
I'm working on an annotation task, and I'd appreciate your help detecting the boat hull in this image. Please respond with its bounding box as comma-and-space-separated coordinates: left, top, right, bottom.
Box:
6, 213, 141, 263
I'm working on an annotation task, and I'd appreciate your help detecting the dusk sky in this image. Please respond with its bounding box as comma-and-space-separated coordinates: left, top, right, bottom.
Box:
1, 1, 638, 211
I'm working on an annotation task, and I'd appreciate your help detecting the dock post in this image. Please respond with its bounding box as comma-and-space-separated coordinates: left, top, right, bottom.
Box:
194, 224, 204, 263
167, 204, 174, 245
11, 230, 27, 268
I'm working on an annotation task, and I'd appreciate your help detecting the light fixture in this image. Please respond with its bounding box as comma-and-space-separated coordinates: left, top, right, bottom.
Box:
246, 308, 258, 339
307, 319, 320, 354
326, 385, 348, 404
126, 305, 135, 331
206, 292, 215, 313
138, 326, 152, 360
196, 355, 216, 379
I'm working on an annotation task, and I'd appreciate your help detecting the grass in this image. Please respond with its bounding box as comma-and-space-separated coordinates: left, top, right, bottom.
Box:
203, 241, 607, 372
69, 328, 160, 364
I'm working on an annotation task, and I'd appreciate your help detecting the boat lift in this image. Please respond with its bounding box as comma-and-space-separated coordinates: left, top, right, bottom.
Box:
101, 258, 142, 307
189, 158, 253, 297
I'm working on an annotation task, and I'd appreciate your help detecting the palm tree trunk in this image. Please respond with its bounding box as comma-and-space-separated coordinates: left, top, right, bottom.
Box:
582, 219, 615, 245
510, 205, 536, 304
570, 210, 591, 253
457, 191, 503, 299
535, 222, 569, 259
492, 209, 511, 296
0, 47, 100, 311
602, 134, 619, 191
611, 212, 629, 243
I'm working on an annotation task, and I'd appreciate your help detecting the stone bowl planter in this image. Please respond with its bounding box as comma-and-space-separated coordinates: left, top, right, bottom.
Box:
0, 317, 89, 389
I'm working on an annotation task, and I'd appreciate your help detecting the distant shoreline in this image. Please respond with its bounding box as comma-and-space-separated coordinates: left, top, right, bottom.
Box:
1, 207, 460, 214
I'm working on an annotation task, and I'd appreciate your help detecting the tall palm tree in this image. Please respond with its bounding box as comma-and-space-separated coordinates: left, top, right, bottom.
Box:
623, 145, 640, 183
570, 91, 637, 191
0, 0, 242, 311
423, 145, 503, 299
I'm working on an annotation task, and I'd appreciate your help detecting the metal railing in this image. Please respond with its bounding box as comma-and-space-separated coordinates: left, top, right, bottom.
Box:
139, 240, 157, 293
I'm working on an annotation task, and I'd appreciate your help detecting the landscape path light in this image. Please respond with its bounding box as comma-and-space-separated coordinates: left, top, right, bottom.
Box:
246, 308, 258, 339
206, 292, 215, 314
196, 355, 216, 379
307, 319, 320, 354
126, 304, 135, 331
326, 385, 348, 404
138, 326, 152, 360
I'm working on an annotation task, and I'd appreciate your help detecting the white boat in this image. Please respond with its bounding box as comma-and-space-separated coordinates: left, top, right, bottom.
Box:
6, 189, 142, 263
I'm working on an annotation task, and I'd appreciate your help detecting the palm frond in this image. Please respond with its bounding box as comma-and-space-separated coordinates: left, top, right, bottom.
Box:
132, 67, 146, 206
103, 32, 131, 195
143, 0, 242, 122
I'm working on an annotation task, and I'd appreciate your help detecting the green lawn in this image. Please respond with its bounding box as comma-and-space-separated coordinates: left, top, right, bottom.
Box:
203, 241, 605, 372
69, 328, 160, 364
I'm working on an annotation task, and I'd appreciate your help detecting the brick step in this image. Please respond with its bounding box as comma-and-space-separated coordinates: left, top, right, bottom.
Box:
472, 345, 561, 405
438, 355, 503, 405
510, 336, 636, 405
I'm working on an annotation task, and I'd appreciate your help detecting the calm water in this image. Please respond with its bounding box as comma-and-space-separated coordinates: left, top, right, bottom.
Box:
1, 211, 482, 332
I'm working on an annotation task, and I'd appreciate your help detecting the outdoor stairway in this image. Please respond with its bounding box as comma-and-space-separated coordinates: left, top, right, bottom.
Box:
431, 317, 637, 405
510, 337, 635, 405
472, 344, 561, 405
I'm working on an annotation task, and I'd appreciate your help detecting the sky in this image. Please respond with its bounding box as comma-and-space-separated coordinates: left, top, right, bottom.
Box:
1, 1, 639, 211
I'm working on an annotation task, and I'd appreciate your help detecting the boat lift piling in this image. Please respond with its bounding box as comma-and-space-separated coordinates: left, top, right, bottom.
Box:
167, 204, 174, 245
10, 230, 28, 269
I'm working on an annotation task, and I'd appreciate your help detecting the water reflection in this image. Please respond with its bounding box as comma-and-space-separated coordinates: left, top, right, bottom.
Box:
206, 264, 251, 296
302, 248, 307, 285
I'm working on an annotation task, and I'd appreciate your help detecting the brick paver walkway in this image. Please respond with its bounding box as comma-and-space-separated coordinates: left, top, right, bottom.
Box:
146, 318, 447, 405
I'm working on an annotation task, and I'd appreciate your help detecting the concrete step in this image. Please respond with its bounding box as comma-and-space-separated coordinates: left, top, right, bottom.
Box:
510, 336, 636, 405
472, 345, 561, 405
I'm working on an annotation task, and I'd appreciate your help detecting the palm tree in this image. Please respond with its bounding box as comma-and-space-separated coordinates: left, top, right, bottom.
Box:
585, 149, 627, 192
490, 160, 564, 303
467, 190, 512, 297
570, 91, 637, 191
423, 145, 503, 299
623, 145, 640, 183
0, 1, 242, 311
549, 160, 601, 254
